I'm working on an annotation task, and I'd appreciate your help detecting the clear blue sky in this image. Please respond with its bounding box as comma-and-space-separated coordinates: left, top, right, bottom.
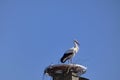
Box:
0, 0, 120, 80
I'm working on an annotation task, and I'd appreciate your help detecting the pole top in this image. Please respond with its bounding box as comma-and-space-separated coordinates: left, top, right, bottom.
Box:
44, 64, 87, 77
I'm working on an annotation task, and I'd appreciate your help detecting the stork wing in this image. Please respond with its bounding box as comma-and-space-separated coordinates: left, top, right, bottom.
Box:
60, 48, 74, 63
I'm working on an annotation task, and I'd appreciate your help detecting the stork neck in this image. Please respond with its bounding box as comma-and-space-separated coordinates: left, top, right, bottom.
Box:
74, 42, 79, 48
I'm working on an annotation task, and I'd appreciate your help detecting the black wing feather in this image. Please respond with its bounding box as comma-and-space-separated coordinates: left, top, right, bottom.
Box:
60, 52, 74, 63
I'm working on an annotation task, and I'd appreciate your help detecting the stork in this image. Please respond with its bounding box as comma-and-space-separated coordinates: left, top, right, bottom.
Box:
60, 40, 80, 63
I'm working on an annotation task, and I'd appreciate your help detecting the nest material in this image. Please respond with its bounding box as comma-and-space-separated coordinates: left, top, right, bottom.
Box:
44, 64, 87, 77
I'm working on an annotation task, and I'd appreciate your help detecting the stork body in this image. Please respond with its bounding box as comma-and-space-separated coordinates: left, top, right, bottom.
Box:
60, 40, 80, 63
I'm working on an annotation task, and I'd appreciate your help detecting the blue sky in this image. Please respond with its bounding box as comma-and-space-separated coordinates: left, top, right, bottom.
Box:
0, 0, 120, 80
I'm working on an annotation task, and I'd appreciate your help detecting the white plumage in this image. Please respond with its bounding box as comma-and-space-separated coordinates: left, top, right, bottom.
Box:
60, 40, 80, 63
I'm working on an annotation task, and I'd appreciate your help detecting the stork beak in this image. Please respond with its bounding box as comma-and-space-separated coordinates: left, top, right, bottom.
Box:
74, 40, 80, 46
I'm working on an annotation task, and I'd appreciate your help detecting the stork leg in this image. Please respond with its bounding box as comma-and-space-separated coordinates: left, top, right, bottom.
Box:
68, 60, 70, 64
70, 59, 72, 64
68, 59, 72, 64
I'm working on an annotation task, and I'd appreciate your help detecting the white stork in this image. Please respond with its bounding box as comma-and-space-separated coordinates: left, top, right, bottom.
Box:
60, 40, 80, 63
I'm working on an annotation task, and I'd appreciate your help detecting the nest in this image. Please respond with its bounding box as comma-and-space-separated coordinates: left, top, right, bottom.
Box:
44, 64, 87, 77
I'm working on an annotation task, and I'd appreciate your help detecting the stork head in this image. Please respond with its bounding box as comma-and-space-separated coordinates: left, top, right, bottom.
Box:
74, 40, 80, 46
